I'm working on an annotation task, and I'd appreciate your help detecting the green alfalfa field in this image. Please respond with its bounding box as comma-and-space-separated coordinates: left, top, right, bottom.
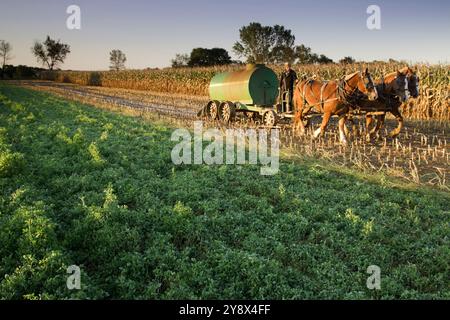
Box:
0, 83, 449, 299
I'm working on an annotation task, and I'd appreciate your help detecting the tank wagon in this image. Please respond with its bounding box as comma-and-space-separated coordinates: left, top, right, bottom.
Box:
200, 64, 297, 126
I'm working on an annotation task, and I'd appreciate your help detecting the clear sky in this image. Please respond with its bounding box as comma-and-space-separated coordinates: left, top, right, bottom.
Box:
1, 0, 449, 70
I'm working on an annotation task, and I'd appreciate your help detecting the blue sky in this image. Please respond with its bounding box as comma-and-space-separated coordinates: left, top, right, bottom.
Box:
1, 0, 449, 70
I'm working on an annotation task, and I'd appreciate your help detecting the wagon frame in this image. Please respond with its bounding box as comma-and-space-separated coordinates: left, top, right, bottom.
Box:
202, 89, 311, 127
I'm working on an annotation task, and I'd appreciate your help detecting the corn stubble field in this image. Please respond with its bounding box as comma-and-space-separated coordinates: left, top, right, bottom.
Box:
36, 62, 450, 188
0, 62, 449, 299
42, 63, 450, 121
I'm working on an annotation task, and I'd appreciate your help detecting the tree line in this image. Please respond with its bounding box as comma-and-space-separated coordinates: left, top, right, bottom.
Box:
0, 22, 364, 77
172, 22, 342, 67
0, 36, 128, 79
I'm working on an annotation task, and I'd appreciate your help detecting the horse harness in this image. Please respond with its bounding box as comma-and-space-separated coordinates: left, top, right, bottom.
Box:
351, 79, 399, 113
298, 73, 361, 114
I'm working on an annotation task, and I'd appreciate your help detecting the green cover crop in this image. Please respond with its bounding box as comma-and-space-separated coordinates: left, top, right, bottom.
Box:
0, 84, 448, 299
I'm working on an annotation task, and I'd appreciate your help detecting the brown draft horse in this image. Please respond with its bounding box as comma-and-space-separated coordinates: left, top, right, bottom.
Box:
362, 67, 419, 140
293, 68, 378, 145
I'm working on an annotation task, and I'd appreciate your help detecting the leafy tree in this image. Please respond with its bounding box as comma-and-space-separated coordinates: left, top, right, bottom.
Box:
233, 22, 296, 64
233, 22, 333, 65
295, 45, 315, 64
269, 25, 296, 63
188, 48, 232, 67
1, 65, 44, 79
32, 36, 70, 70
208, 48, 232, 65
339, 56, 356, 64
0, 40, 13, 70
233, 23, 268, 63
317, 54, 333, 64
109, 49, 127, 71
171, 53, 190, 68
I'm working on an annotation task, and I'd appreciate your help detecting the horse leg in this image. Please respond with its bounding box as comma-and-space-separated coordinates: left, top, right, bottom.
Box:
389, 108, 404, 138
344, 115, 354, 138
370, 114, 385, 140
292, 112, 298, 133
338, 115, 348, 145
351, 116, 360, 137
293, 110, 306, 136
365, 115, 374, 141
313, 112, 332, 139
292, 91, 306, 135
344, 122, 350, 137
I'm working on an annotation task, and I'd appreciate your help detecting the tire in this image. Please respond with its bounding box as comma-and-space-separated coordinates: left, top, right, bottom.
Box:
263, 110, 277, 127
219, 101, 236, 123
207, 100, 220, 120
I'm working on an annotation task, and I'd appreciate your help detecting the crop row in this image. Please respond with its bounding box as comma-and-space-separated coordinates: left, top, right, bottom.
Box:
40, 63, 449, 121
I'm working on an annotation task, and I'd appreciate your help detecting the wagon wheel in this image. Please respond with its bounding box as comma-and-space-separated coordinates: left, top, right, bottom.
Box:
219, 101, 236, 123
263, 110, 277, 127
207, 100, 220, 120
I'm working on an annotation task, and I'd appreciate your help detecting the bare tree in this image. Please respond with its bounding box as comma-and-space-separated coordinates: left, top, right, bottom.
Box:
0, 40, 13, 69
32, 36, 71, 70
109, 50, 126, 71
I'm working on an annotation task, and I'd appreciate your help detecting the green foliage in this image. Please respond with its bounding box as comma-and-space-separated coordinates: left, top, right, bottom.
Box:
172, 48, 233, 68
233, 22, 332, 64
0, 151, 24, 177
0, 84, 448, 299
0, 65, 45, 80
188, 48, 232, 67
340, 56, 356, 64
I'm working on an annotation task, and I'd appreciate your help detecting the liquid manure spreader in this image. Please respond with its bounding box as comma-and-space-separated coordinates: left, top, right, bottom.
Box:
198, 64, 303, 127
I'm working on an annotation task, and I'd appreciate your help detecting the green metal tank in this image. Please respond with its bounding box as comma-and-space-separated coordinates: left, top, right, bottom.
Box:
209, 64, 279, 106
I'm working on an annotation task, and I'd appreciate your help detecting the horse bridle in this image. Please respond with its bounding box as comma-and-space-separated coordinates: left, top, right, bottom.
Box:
339, 72, 374, 101
391, 74, 410, 99
343, 72, 375, 93
364, 73, 376, 91
409, 74, 420, 97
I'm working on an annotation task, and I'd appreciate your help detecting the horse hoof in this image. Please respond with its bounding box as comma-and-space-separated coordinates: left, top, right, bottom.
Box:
313, 128, 322, 139
389, 133, 399, 139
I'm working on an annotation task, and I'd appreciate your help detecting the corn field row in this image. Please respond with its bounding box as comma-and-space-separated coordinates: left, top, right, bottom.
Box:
40, 63, 449, 121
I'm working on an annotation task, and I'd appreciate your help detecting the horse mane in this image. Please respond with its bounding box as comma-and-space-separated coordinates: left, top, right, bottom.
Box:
384, 69, 407, 82
344, 71, 360, 81
384, 72, 397, 81
398, 66, 415, 75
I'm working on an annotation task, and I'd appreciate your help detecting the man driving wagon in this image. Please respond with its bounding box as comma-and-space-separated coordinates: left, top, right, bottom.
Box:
279, 62, 298, 113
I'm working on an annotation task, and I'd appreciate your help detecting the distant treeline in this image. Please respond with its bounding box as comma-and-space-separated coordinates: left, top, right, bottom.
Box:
0, 65, 46, 80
